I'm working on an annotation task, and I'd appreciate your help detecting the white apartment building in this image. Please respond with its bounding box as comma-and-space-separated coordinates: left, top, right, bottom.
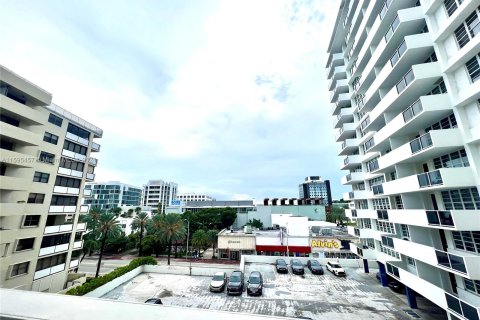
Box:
175, 193, 214, 202
142, 179, 177, 214
83, 181, 142, 210
327, 1, 480, 319
0, 65, 102, 292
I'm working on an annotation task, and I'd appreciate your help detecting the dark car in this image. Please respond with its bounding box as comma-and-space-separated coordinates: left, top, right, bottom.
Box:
275, 259, 288, 273
144, 298, 162, 304
247, 271, 263, 296
290, 259, 304, 275
209, 271, 227, 292
227, 270, 244, 295
307, 260, 324, 275
388, 279, 405, 293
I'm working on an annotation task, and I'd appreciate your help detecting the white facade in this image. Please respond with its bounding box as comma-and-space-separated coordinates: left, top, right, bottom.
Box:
327, 1, 480, 319
0, 65, 102, 292
83, 181, 142, 210
142, 180, 177, 214
175, 193, 214, 202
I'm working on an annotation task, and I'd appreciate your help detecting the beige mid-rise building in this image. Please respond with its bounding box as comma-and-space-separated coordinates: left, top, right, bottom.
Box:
0, 65, 102, 292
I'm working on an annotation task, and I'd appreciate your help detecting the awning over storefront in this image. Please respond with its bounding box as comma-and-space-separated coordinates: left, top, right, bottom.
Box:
255, 245, 311, 253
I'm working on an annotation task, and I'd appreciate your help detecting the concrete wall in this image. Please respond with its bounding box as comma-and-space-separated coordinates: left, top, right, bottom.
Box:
84, 266, 144, 298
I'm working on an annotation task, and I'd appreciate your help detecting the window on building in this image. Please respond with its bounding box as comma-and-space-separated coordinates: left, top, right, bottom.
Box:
27, 193, 44, 204
50, 195, 77, 206
10, 261, 29, 277
67, 123, 91, 140
401, 224, 410, 238
444, 0, 463, 17
366, 157, 379, 172
407, 257, 416, 267
466, 54, 480, 83
464, 278, 480, 295
1, 114, 20, 127
63, 141, 87, 156
55, 176, 81, 188
15, 238, 35, 252
39, 151, 55, 164
35, 253, 67, 271
433, 149, 469, 169
59, 157, 84, 172
358, 200, 368, 209
454, 7, 480, 48
33, 171, 50, 183
23, 215, 41, 227
425, 113, 457, 132
442, 188, 480, 210
452, 231, 480, 253
43, 132, 59, 145
376, 220, 395, 234
48, 113, 63, 127
41, 234, 71, 248
368, 176, 385, 190
426, 79, 447, 95
373, 198, 390, 210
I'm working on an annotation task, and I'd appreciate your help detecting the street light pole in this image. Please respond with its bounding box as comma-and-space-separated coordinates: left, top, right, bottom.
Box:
184, 219, 190, 259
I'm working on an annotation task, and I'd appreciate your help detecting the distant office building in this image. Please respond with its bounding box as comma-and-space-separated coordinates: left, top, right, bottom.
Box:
166, 200, 254, 215
83, 181, 142, 210
142, 180, 178, 214
298, 176, 332, 206
0, 65, 101, 292
175, 193, 214, 202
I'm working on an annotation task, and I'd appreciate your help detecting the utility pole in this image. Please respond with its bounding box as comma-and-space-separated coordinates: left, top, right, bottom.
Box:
184, 219, 191, 276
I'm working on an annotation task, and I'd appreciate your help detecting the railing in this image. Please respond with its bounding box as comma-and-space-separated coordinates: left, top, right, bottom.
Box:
349, 192, 354, 199
445, 292, 480, 320
396, 69, 415, 94
372, 184, 384, 195
402, 99, 423, 123
426, 210, 454, 227
76, 222, 87, 231
390, 40, 407, 67
367, 158, 379, 172
83, 189, 92, 196
58, 167, 83, 178
91, 142, 101, 152
44, 224, 73, 234
33, 263, 66, 280
346, 173, 352, 181
341, 141, 346, 150
80, 205, 89, 213
379, 0, 394, 20
88, 158, 98, 166
360, 116, 370, 131
418, 170, 443, 188
46, 104, 103, 137
62, 149, 86, 162
435, 250, 467, 274
410, 132, 432, 153
49, 205, 77, 213
344, 157, 350, 165
86, 173, 95, 180
65, 132, 89, 146
364, 137, 375, 152
39, 243, 69, 257
351, 209, 357, 217
377, 210, 389, 220
73, 240, 83, 249
385, 14, 400, 43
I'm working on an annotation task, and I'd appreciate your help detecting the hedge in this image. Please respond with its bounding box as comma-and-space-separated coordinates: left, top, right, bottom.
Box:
65, 256, 157, 296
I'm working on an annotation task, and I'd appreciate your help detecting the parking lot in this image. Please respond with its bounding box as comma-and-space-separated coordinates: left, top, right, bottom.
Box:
101, 263, 446, 320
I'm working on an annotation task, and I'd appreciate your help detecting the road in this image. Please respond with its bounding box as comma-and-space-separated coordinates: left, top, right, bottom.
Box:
78, 257, 239, 275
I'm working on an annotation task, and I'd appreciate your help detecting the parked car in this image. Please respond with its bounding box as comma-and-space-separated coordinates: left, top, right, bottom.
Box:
209, 271, 227, 292
388, 279, 405, 293
275, 259, 288, 273
290, 259, 305, 275
144, 298, 162, 304
326, 261, 346, 276
307, 260, 324, 275
226, 270, 244, 295
246, 271, 263, 296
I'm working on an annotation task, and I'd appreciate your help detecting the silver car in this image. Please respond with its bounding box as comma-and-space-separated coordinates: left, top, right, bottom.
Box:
209, 271, 227, 292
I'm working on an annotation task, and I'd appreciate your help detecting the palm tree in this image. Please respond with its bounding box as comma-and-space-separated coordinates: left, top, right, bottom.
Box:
121, 208, 134, 218
192, 229, 208, 255
109, 207, 122, 217
206, 229, 219, 258
94, 212, 121, 278
156, 214, 186, 265
147, 214, 163, 257
131, 212, 149, 256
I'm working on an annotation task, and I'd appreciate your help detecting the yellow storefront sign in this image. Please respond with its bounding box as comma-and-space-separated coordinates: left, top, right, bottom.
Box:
310, 239, 341, 250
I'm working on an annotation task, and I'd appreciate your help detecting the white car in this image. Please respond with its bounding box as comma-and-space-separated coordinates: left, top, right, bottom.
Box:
209, 271, 227, 292
326, 261, 346, 276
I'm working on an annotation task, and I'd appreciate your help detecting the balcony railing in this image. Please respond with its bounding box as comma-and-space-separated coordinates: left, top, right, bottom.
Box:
33, 263, 65, 280
372, 184, 384, 195
49, 206, 77, 213
390, 40, 407, 67
445, 292, 480, 320
91, 142, 101, 152
410, 132, 432, 154
435, 250, 467, 274
65, 132, 89, 146
88, 158, 98, 166
367, 158, 379, 172
86, 173, 95, 180
379, 0, 394, 20
360, 116, 370, 131
346, 173, 352, 181
364, 137, 375, 152
426, 210, 454, 227
76, 222, 87, 231
418, 170, 443, 188
349, 192, 354, 199
39, 243, 69, 257
385, 14, 400, 43
44, 224, 73, 235
396, 69, 414, 94
80, 205, 89, 213
351, 209, 357, 217
402, 99, 423, 123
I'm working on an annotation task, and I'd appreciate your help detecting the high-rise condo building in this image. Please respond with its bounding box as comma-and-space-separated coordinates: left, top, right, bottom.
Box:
83, 181, 142, 210
298, 176, 333, 206
142, 179, 178, 213
0, 65, 102, 292
327, 1, 480, 319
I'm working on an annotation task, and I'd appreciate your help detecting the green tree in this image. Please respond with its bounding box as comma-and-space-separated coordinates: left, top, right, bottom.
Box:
104, 233, 129, 253
219, 208, 237, 229
80, 236, 99, 262
131, 212, 149, 256
153, 214, 185, 265
121, 208, 134, 218
246, 218, 263, 229
92, 212, 122, 278
109, 207, 122, 217
192, 229, 208, 253
206, 229, 219, 258
146, 214, 163, 257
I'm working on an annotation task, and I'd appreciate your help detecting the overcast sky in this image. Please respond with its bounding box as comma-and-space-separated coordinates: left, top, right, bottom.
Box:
0, 0, 349, 201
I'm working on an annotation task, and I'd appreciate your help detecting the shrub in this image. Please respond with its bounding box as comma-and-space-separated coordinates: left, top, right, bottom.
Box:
65, 257, 157, 296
